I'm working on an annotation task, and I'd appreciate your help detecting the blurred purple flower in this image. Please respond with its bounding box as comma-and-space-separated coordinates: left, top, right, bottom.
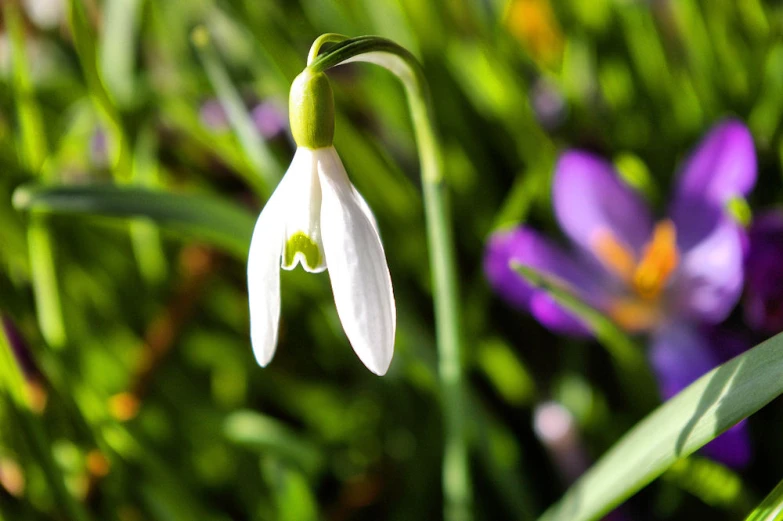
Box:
250, 101, 287, 140
744, 211, 783, 334
485, 120, 757, 467
199, 99, 230, 132
530, 78, 567, 130
200, 98, 287, 139
90, 127, 109, 168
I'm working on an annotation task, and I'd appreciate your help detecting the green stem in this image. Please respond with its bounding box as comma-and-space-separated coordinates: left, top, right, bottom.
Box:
307, 34, 349, 65
311, 36, 472, 521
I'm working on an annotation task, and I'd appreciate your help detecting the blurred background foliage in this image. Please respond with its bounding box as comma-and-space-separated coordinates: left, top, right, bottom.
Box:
0, 0, 782, 519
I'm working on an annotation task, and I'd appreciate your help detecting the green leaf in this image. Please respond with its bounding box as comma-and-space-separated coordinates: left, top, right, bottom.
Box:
13, 184, 256, 259
261, 458, 319, 521
191, 25, 281, 191
224, 410, 323, 475
663, 456, 752, 513
512, 263, 658, 410
537, 331, 783, 521
745, 477, 783, 521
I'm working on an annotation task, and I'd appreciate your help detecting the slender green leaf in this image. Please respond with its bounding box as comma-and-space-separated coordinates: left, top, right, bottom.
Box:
537, 331, 783, 521
224, 410, 323, 475
13, 184, 256, 259
28, 219, 67, 349
68, 0, 132, 181
3, 1, 47, 172
100, 0, 143, 106
512, 263, 658, 410
191, 26, 281, 191
663, 456, 752, 513
129, 126, 168, 285
745, 478, 783, 521
261, 458, 319, 521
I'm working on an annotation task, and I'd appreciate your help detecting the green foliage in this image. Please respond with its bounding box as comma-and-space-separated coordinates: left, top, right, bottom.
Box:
1, 0, 783, 520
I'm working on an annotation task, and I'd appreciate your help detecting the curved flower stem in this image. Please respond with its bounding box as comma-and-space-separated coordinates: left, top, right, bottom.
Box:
307, 33, 350, 66
310, 37, 472, 521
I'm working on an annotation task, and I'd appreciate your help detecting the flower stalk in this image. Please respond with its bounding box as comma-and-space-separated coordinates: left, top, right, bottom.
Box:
309, 36, 472, 520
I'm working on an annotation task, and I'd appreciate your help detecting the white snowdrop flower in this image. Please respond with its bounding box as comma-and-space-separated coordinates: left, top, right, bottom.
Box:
247, 69, 396, 375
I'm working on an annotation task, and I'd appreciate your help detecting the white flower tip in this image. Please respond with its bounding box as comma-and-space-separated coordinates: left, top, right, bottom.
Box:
250, 326, 278, 367
359, 339, 395, 376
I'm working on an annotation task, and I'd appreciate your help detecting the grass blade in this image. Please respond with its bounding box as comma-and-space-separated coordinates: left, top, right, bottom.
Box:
745, 478, 783, 521
512, 263, 658, 410
537, 330, 783, 521
13, 185, 256, 259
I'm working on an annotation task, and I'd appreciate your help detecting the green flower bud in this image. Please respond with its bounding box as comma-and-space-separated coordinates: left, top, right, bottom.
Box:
289, 69, 334, 149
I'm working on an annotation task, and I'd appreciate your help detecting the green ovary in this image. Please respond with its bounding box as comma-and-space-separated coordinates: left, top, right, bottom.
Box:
283, 231, 323, 271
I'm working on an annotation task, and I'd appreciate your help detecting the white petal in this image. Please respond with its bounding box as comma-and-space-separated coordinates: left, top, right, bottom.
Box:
352, 188, 380, 237
281, 148, 327, 273
316, 147, 396, 375
247, 153, 300, 366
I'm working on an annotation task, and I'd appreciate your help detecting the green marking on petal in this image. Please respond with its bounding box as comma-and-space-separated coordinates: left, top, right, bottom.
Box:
283, 232, 323, 271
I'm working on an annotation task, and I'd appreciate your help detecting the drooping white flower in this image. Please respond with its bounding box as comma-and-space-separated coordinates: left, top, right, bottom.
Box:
247, 69, 396, 375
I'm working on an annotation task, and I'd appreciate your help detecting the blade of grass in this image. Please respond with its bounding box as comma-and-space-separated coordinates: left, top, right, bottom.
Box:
536, 330, 783, 521
745, 477, 783, 521
13, 185, 256, 259
3, 0, 47, 172
68, 0, 132, 181
191, 26, 281, 192
224, 410, 323, 475
5, 0, 68, 350
99, 0, 142, 106
0, 318, 92, 521
512, 263, 658, 411
663, 456, 753, 513
129, 126, 168, 285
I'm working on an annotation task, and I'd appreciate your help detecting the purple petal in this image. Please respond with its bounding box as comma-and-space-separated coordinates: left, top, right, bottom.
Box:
649, 323, 752, 467
744, 211, 783, 334
701, 421, 751, 468
669, 205, 745, 324
649, 323, 719, 401
484, 227, 609, 335
529, 292, 591, 336
673, 120, 756, 208
553, 151, 653, 257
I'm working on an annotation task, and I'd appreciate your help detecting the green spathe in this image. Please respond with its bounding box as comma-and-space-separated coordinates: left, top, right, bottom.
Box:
289, 69, 335, 149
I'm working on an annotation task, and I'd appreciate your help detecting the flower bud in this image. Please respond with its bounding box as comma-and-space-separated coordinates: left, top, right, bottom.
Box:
289, 69, 334, 149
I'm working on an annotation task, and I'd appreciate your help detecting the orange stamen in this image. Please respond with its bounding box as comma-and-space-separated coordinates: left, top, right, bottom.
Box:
592, 228, 636, 282
633, 220, 679, 300
608, 298, 661, 332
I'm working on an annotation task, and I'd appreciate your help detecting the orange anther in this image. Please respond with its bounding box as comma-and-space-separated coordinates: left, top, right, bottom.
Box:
633, 220, 679, 300
591, 228, 636, 282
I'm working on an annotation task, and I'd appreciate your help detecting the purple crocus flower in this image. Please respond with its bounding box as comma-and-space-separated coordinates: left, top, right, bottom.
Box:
744, 210, 783, 334
485, 120, 757, 467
